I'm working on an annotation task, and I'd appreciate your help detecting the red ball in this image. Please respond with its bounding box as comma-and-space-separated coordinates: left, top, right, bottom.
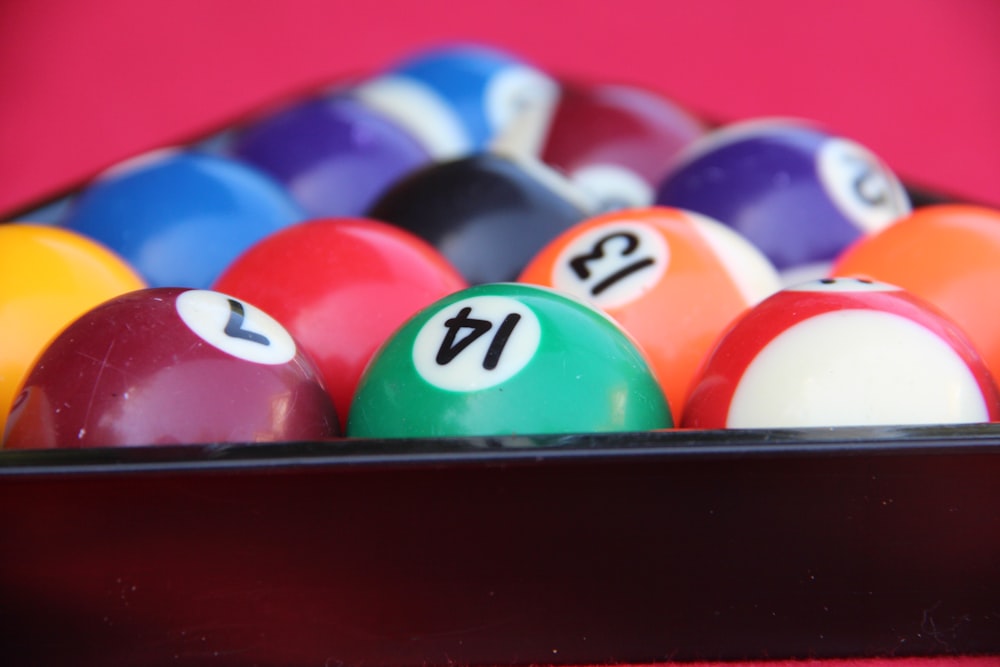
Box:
682, 278, 1000, 429
213, 218, 468, 418
3, 288, 339, 448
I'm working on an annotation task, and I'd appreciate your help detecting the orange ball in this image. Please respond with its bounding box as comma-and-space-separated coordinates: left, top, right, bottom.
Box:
0, 223, 146, 438
832, 204, 1000, 382
518, 206, 781, 417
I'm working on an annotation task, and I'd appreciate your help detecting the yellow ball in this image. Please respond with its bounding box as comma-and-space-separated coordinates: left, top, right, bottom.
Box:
0, 223, 146, 438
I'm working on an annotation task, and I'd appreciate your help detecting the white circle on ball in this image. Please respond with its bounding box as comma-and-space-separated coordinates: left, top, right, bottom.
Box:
785, 277, 900, 292
778, 261, 835, 288
412, 295, 542, 392
551, 220, 669, 310
571, 164, 654, 212
484, 65, 559, 136
725, 309, 990, 428
816, 137, 911, 233
175, 289, 297, 365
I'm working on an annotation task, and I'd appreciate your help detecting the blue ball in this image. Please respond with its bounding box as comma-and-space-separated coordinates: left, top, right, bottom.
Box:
353, 43, 558, 158
229, 94, 434, 218
62, 150, 306, 288
655, 119, 912, 271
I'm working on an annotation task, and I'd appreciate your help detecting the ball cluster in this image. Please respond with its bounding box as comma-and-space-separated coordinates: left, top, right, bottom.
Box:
4, 43, 999, 446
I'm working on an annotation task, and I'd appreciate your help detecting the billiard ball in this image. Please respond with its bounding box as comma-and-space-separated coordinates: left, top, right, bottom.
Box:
533, 80, 705, 212
213, 217, 467, 419
228, 93, 434, 218
367, 151, 592, 284
833, 204, 1000, 385
0, 223, 146, 437
518, 206, 781, 417
352, 42, 559, 158
347, 283, 672, 438
61, 149, 307, 288
681, 278, 1000, 429
2, 288, 339, 448
655, 118, 911, 272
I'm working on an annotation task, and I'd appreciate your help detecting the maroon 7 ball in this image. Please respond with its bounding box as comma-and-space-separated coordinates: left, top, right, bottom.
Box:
2, 288, 340, 448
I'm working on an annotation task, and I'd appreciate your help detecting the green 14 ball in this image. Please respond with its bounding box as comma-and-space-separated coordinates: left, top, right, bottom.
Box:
347, 283, 672, 438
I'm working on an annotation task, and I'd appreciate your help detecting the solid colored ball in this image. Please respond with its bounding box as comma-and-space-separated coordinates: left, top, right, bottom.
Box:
213, 217, 467, 419
519, 206, 781, 416
3, 288, 339, 448
655, 119, 911, 271
228, 94, 433, 218
832, 204, 1000, 385
535, 81, 705, 212
347, 283, 672, 438
352, 42, 559, 158
681, 278, 1000, 429
367, 151, 591, 284
0, 223, 146, 436
61, 149, 307, 288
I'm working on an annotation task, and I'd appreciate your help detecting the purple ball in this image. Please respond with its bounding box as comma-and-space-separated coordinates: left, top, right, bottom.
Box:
655, 119, 911, 271
230, 94, 434, 218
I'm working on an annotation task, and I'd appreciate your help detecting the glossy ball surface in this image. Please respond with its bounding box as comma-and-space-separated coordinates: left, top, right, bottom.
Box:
61, 149, 306, 288
367, 152, 590, 284
353, 43, 559, 158
655, 119, 911, 271
0, 223, 146, 436
229, 94, 433, 218
682, 278, 1000, 429
519, 206, 781, 416
347, 283, 672, 438
3, 288, 339, 448
537, 81, 705, 212
213, 218, 467, 419
833, 204, 1000, 385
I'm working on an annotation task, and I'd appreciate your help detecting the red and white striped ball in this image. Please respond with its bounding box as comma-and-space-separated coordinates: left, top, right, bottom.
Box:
682, 277, 1000, 429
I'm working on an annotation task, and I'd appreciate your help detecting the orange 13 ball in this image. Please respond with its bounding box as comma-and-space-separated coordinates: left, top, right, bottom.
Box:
832, 204, 1000, 383
518, 206, 781, 417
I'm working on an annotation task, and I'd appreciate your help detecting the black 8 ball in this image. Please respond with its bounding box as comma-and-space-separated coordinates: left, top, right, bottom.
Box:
366, 151, 593, 285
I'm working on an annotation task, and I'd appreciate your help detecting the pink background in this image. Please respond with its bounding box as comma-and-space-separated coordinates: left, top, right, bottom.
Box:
0, 2, 998, 663
1, 0, 998, 217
